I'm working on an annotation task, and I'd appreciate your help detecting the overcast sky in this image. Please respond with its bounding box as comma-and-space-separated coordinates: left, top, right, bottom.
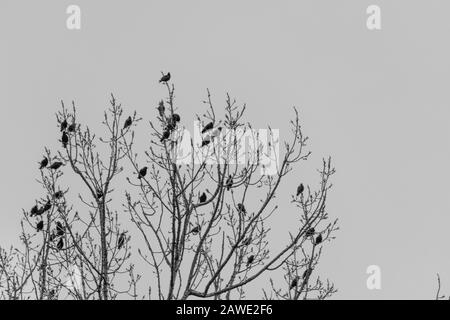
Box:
1, 0, 450, 299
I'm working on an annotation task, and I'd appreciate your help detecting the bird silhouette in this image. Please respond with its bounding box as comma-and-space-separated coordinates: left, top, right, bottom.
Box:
68, 123, 76, 132
247, 255, 255, 267
160, 130, 170, 142
201, 136, 211, 147
225, 175, 233, 191
296, 183, 304, 196
123, 116, 132, 129
290, 276, 299, 290
96, 189, 103, 199
237, 203, 246, 214
190, 225, 200, 235
118, 232, 126, 249
36, 220, 44, 231
157, 100, 165, 117
62, 132, 69, 148
159, 72, 171, 83
315, 234, 323, 245
305, 227, 315, 237
30, 205, 39, 217
172, 113, 181, 123
54, 191, 63, 199
199, 192, 207, 203
201, 122, 214, 134
303, 268, 312, 280
56, 238, 64, 251
56, 222, 65, 236
49, 162, 63, 170
138, 166, 148, 179
60, 119, 68, 132
39, 157, 48, 170
242, 237, 252, 246
41, 200, 52, 213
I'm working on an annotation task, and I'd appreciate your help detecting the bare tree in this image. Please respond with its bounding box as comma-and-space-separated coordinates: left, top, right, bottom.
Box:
1, 76, 337, 300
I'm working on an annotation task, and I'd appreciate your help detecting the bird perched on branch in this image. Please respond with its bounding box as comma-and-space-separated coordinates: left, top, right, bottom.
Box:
54, 191, 63, 199
172, 113, 181, 123
315, 234, 323, 245
62, 132, 69, 148
303, 268, 312, 279
225, 175, 233, 191
123, 116, 132, 129
157, 100, 165, 117
49, 161, 63, 170
247, 255, 255, 267
41, 200, 52, 213
68, 122, 76, 132
36, 220, 44, 232
199, 192, 207, 203
305, 227, 315, 238
201, 122, 214, 134
237, 203, 246, 214
30, 204, 39, 217
118, 232, 126, 250
201, 136, 211, 147
96, 189, 103, 200
39, 157, 48, 170
290, 276, 299, 290
138, 166, 148, 179
296, 183, 304, 196
160, 130, 170, 142
159, 72, 171, 83
60, 119, 68, 132
190, 225, 200, 235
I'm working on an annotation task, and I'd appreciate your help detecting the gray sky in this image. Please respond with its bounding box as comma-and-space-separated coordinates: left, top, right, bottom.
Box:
1, 0, 450, 299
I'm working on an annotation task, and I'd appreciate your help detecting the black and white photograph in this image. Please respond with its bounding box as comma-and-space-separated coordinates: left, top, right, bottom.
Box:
0, 0, 449, 310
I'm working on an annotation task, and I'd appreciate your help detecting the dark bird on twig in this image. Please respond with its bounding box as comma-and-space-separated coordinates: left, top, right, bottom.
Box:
160, 130, 170, 142
138, 166, 148, 179
247, 255, 255, 267
305, 227, 315, 238
62, 131, 69, 148
49, 161, 63, 170
237, 203, 246, 214
39, 157, 48, 170
36, 220, 44, 231
96, 189, 103, 199
242, 237, 252, 246
315, 234, 323, 245
56, 238, 64, 251
201, 136, 211, 147
54, 191, 63, 199
201, 122, 214, 134
41, 200, 52, 213
199, 192, 207, 203
172, 113, 181, 123
60, 119, 68, 132
157, 100, 165, 117
225, 175, 233, 191
159, 72, 171, 83
123, 116, 132, 129
290, 276, 299, 290
68, 123, 76, 132
190, 225, 200, 235
118, 232, 126, 250
296, 183, 304, 196
56, 222, 65, 236
303, 268, 312, 280
166, 118, 176, 132
30, 205, 39, 217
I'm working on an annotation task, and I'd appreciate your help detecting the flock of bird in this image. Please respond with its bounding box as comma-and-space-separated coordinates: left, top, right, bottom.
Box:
26, 72, 321, 275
